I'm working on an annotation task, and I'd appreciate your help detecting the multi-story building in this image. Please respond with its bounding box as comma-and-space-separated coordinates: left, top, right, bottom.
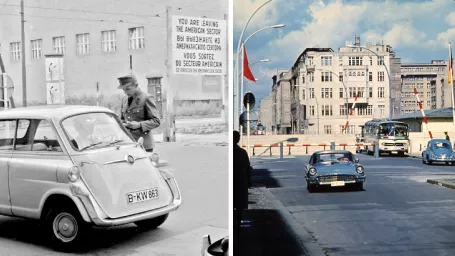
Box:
400, 61, 452, 114
0, 1, 226, 105
271, 36, 402, 135
271, 69, 292, 134
259, 93, 273, 133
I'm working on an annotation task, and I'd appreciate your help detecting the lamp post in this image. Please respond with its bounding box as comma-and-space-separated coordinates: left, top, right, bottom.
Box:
317, 69, 349, 122
239, 25, 285, 118
234, 0, 272, 131
346, 45, 392, 120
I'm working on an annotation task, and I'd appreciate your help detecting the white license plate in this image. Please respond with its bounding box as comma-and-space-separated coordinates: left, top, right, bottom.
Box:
127, 188, 159, 204
331, 181, 345, 187
392, 151, 397, 154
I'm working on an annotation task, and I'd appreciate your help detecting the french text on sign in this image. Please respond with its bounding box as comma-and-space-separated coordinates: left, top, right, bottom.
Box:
171, 15, 226, 75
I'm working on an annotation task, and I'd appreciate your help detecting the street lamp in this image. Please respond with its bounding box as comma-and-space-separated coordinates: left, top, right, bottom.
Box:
250, 59, 271, 65
234, 0, 273, 131
346, 45, 392, 120
239, 24, 286, 118
317, 69, 349, 121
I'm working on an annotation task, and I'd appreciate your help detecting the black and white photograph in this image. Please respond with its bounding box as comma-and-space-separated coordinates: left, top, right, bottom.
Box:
0, 0, 229, 255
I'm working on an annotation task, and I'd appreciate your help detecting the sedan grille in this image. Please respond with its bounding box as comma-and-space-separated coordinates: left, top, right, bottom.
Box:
318, 175, 357, 183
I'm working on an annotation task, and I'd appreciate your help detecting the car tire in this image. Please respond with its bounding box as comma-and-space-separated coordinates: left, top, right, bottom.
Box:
355, 183, 364, 191
135, 214, 169, 230
428, 157, 433, 165
307, 183, 316, 193
44, 205, 88, 252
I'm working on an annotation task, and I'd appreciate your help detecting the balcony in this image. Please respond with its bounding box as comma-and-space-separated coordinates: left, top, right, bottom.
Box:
306, 64, 315, 71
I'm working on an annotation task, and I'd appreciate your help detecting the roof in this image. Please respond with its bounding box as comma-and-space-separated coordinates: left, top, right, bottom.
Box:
0, 105, 114, 120
291, 48, 334, 70
392, 107, 454, 120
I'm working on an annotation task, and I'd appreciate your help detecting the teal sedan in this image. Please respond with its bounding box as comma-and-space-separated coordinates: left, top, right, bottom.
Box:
305, 150, 366, 192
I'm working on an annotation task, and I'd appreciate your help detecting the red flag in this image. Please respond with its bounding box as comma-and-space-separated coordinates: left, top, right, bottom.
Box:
243, 44, 256, 82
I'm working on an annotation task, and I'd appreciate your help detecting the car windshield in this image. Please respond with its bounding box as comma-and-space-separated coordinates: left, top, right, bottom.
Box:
434, 142, 450, 149
316, 153, 353, 163
61, 112, 135, 151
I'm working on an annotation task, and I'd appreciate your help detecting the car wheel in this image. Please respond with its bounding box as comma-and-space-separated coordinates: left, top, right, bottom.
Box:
44, 205, 88, 252
355, 183, 364, 191
307, 183, 316, 193
428, 157, 433, 165
135, 214, 169, 230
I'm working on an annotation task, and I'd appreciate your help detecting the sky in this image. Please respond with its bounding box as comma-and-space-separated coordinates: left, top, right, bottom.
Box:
233, 0, 455, 106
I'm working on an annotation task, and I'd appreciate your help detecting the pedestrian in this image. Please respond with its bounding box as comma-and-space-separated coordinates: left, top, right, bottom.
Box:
118, 74, 161, 152
445, 131, 450, 142
233, 130, 251, 231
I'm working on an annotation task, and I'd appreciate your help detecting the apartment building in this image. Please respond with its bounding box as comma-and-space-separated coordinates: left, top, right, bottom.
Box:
259, 93, 273, 133
0, 1, 226, 105
271, 69, 292, 134
400, 61, 452, 114
270, 36, 402, 135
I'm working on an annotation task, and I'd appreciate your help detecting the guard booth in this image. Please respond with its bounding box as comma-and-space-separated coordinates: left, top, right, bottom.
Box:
146, 75, 163, 118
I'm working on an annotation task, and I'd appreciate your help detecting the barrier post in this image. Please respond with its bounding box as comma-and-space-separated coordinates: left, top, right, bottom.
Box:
253, 147, 255, 156
280, 142, 283, 160
374, 140, 380, 158
419, 143, 421, 151
288, 146, 291, 155
269, 147, 272, 156
305, 146, 308, 154
330, 142, 335, 150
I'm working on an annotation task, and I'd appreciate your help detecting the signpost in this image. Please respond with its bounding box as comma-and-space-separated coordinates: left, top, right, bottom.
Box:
244, 92, 255, 156
168, 12, 227, 142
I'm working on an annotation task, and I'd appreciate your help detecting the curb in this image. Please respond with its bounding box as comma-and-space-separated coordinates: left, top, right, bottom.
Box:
407, 154, 422, 159
258, 187, 326, 256
427, 179, 455, 189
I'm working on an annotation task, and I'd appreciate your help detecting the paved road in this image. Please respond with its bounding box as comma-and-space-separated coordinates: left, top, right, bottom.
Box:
251, 153, 455, 256
0, 142, 228, 255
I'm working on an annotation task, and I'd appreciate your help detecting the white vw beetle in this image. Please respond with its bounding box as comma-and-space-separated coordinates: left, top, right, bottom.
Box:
0, 105, 181, 251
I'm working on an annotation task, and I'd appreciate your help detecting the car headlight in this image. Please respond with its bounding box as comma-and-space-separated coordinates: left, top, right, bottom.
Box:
308, 168, 317, 176
68, 165, 80, 182
356, 166, 364, 174
150, 153, 159, 167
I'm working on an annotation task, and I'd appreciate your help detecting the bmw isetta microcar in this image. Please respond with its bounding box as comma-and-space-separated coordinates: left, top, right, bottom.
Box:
0, 105, 181, 250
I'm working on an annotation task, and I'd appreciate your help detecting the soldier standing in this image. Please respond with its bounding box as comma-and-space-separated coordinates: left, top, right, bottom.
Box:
118, 74, 161, 152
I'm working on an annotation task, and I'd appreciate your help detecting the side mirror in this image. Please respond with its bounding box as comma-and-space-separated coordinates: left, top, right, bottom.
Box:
354, 158, 359, 163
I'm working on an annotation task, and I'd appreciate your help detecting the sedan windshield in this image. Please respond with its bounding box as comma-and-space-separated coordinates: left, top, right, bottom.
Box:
62, 112, 135, 151
317, 153, 353, 163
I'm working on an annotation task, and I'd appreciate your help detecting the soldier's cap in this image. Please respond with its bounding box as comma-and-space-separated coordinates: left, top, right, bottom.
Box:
117, 74, 138, 89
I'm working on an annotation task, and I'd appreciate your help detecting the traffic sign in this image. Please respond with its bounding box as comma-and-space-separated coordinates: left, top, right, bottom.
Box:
243, 91, 255, 110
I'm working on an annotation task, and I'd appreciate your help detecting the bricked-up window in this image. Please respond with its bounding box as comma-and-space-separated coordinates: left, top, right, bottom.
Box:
324, 125, 332, 134
321, 56, 332, 66
31, 39, 42, 59
378, 87, 385, 98
321, 105, 333, 116
340, 105, 347, 115
101, 30, 116, 52
76, 33, 90, 55
339, 72, 343, 81
129, 27, 144, 49
321, 72, 332, 82
377, 56, 384, 65
10, 42, 21, 61
309, 106, 315, 116
302, 89, 305, 100
378, 71, 385, 82
53, 36, 65, 54
321, 88, 332, 98
378, 105, 385, 116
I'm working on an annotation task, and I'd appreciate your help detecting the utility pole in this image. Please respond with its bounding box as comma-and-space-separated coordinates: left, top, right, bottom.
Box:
21, 0, 27, 107
164, 6, 176, 142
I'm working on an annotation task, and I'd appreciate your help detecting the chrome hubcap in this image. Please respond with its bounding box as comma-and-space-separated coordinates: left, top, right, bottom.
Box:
53, 212, 78, 242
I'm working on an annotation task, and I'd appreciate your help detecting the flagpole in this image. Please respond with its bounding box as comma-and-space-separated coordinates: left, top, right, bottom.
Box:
241, 42, 245, 116
450, 42, 455, 126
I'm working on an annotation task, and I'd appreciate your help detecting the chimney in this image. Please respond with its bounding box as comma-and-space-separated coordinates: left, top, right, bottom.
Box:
355, 36, 360, 46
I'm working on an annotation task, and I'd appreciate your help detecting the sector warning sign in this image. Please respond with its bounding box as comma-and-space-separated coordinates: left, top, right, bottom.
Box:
172, 15, 226, 75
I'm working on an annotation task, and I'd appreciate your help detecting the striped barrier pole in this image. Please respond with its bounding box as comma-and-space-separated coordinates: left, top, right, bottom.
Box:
413, 87, 433, 139
343, 92, 359, 133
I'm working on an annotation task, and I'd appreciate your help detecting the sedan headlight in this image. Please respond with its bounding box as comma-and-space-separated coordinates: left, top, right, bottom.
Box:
308, 168, 317, 176
356, 166, 364, 174
68, 165, 80, 182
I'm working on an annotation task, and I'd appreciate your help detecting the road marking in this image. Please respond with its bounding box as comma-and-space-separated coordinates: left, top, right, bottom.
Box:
406, 200, 455, 204
287, 203, 383, 213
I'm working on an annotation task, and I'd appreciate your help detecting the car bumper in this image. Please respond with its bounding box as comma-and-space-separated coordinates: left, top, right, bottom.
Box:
306, 175, 366, 185
429, 158, 455, 162
70, 176, 182, 227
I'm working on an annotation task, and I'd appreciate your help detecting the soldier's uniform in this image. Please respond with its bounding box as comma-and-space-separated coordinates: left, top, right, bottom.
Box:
118, 74, 161, 151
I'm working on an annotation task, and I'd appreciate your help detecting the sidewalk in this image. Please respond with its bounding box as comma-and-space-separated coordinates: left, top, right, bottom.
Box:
233, 187, 307, 256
